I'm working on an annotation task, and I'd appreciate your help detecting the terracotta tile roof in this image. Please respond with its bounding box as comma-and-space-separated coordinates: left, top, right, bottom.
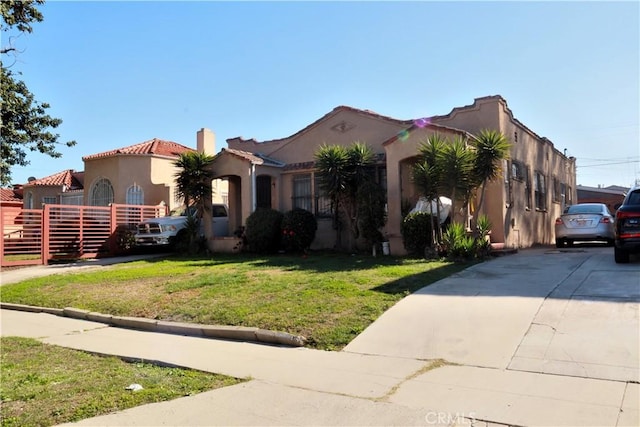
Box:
25, 169, 84, 189
0, 188, 22, 202
82, 138, 194, 161
221, 148, 265, 164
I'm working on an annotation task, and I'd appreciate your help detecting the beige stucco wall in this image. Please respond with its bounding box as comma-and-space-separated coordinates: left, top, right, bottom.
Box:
83, 156, 174, 209
228, 109, 409, 164
431, 96, 577, 248
22, 186, 62, 209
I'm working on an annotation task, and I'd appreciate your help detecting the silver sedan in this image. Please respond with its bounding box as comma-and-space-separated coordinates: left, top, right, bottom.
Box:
554, 203, 615, 248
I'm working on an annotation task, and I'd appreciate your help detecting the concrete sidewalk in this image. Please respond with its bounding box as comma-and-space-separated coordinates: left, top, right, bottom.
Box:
1, 247, 638, 426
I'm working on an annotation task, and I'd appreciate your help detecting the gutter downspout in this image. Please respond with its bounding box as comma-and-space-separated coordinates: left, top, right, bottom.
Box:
251, 163, 257, 213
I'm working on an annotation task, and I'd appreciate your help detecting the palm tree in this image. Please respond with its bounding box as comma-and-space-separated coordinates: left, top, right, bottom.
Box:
472, 129, 511, 216
439, 135, 475, 226
315, 141, 376, 251
174, 152, 215, 215
314, 144, 349, 248
412, 133, 447, 245
173, 152, 215, 250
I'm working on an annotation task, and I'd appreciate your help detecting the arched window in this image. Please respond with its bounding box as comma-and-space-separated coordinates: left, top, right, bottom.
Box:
90, 178, 114, 206
25, 192, 33, 209
126, 184, 144, 205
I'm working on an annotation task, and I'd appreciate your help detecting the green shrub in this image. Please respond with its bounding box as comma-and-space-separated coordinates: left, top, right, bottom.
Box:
245, 208, 284, 253
114, 224, 137, 254
401, 211, 433, 256
444, 220, 493, 261
281, 208, 318, 253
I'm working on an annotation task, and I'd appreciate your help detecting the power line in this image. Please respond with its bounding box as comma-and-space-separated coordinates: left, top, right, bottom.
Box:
577, 160, 640, 168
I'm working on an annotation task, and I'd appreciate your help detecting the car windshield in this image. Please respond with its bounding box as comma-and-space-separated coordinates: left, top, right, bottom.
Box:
564, 205, 603, 215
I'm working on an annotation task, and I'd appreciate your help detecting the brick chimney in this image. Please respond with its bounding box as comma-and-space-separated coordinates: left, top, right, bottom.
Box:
197, 128, 216, 155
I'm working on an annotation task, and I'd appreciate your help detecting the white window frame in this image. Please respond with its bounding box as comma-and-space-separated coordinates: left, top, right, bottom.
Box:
126, 184, 144, 205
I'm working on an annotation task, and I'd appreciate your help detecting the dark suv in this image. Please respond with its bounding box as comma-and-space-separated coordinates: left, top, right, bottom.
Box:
614, 185, 640, 263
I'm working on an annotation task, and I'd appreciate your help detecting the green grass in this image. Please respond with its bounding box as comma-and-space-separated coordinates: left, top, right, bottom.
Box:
1, 252, 472, 350
0, 337, 243, 427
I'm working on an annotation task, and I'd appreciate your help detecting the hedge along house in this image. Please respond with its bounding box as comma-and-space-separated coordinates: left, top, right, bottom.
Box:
203, 95, 577, 255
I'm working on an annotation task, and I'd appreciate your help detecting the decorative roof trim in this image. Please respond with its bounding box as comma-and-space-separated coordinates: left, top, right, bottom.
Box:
227, 105, 415, 147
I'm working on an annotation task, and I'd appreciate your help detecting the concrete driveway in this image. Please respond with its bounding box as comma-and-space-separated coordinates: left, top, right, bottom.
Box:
345, 246, 639, 382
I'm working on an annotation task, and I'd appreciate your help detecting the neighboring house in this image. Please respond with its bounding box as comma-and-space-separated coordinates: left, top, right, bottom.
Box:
17, 130, 227, 213
207, 95, 577, 254
21, 170, 85, 209
82, 131, 227, 210
577, 185, 628, 213
0, 186, 23, 208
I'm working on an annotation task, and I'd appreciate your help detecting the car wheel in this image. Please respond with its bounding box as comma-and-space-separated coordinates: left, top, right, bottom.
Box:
566, 239, 574, 247
555, 238, 564, 248
614, 246, 630, 264
606, 239, 615, 247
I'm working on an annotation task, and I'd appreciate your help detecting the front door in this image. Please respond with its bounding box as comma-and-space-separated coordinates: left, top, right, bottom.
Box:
256, 175, 271, 209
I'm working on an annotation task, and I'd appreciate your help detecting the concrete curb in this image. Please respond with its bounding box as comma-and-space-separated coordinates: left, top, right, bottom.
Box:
0, 302, 306, 347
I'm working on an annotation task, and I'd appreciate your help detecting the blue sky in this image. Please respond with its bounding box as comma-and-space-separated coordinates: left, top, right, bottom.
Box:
6, 0, 640, 188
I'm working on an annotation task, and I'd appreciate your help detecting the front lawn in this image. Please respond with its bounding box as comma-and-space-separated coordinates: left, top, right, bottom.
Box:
1, 252, 471, 350
0, 337, 242, 427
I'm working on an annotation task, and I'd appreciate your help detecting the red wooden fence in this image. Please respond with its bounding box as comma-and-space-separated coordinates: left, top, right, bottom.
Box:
1, 203, 167, 267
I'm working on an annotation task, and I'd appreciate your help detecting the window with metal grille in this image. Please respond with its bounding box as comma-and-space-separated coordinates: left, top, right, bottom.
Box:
504, 160, 513, 207
90, 178, 114, 206
292, 174, 312, 212
42, 196, 57, 205
511, 161, 526, 181
314, 174, 332, 217
534, 171, 547, 211
552, 177, 561, 203
524, 166, 532, 210
126, 184, 144, 205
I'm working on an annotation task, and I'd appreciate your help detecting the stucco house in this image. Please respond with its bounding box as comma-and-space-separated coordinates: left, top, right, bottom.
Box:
20, 169, 85, 209
0, 187, 23, 208
19, 132, 228, 212
204, 95, 577, 254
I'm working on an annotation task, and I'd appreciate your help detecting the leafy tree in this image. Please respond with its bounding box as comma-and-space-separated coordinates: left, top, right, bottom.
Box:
1, 0, 76, 185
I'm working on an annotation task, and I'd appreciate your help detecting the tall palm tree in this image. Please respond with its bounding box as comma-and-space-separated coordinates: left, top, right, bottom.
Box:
315, 144, 349, 248
439, 136, 474, 225
472, 129, 511, 215
412, 133, 447, 244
